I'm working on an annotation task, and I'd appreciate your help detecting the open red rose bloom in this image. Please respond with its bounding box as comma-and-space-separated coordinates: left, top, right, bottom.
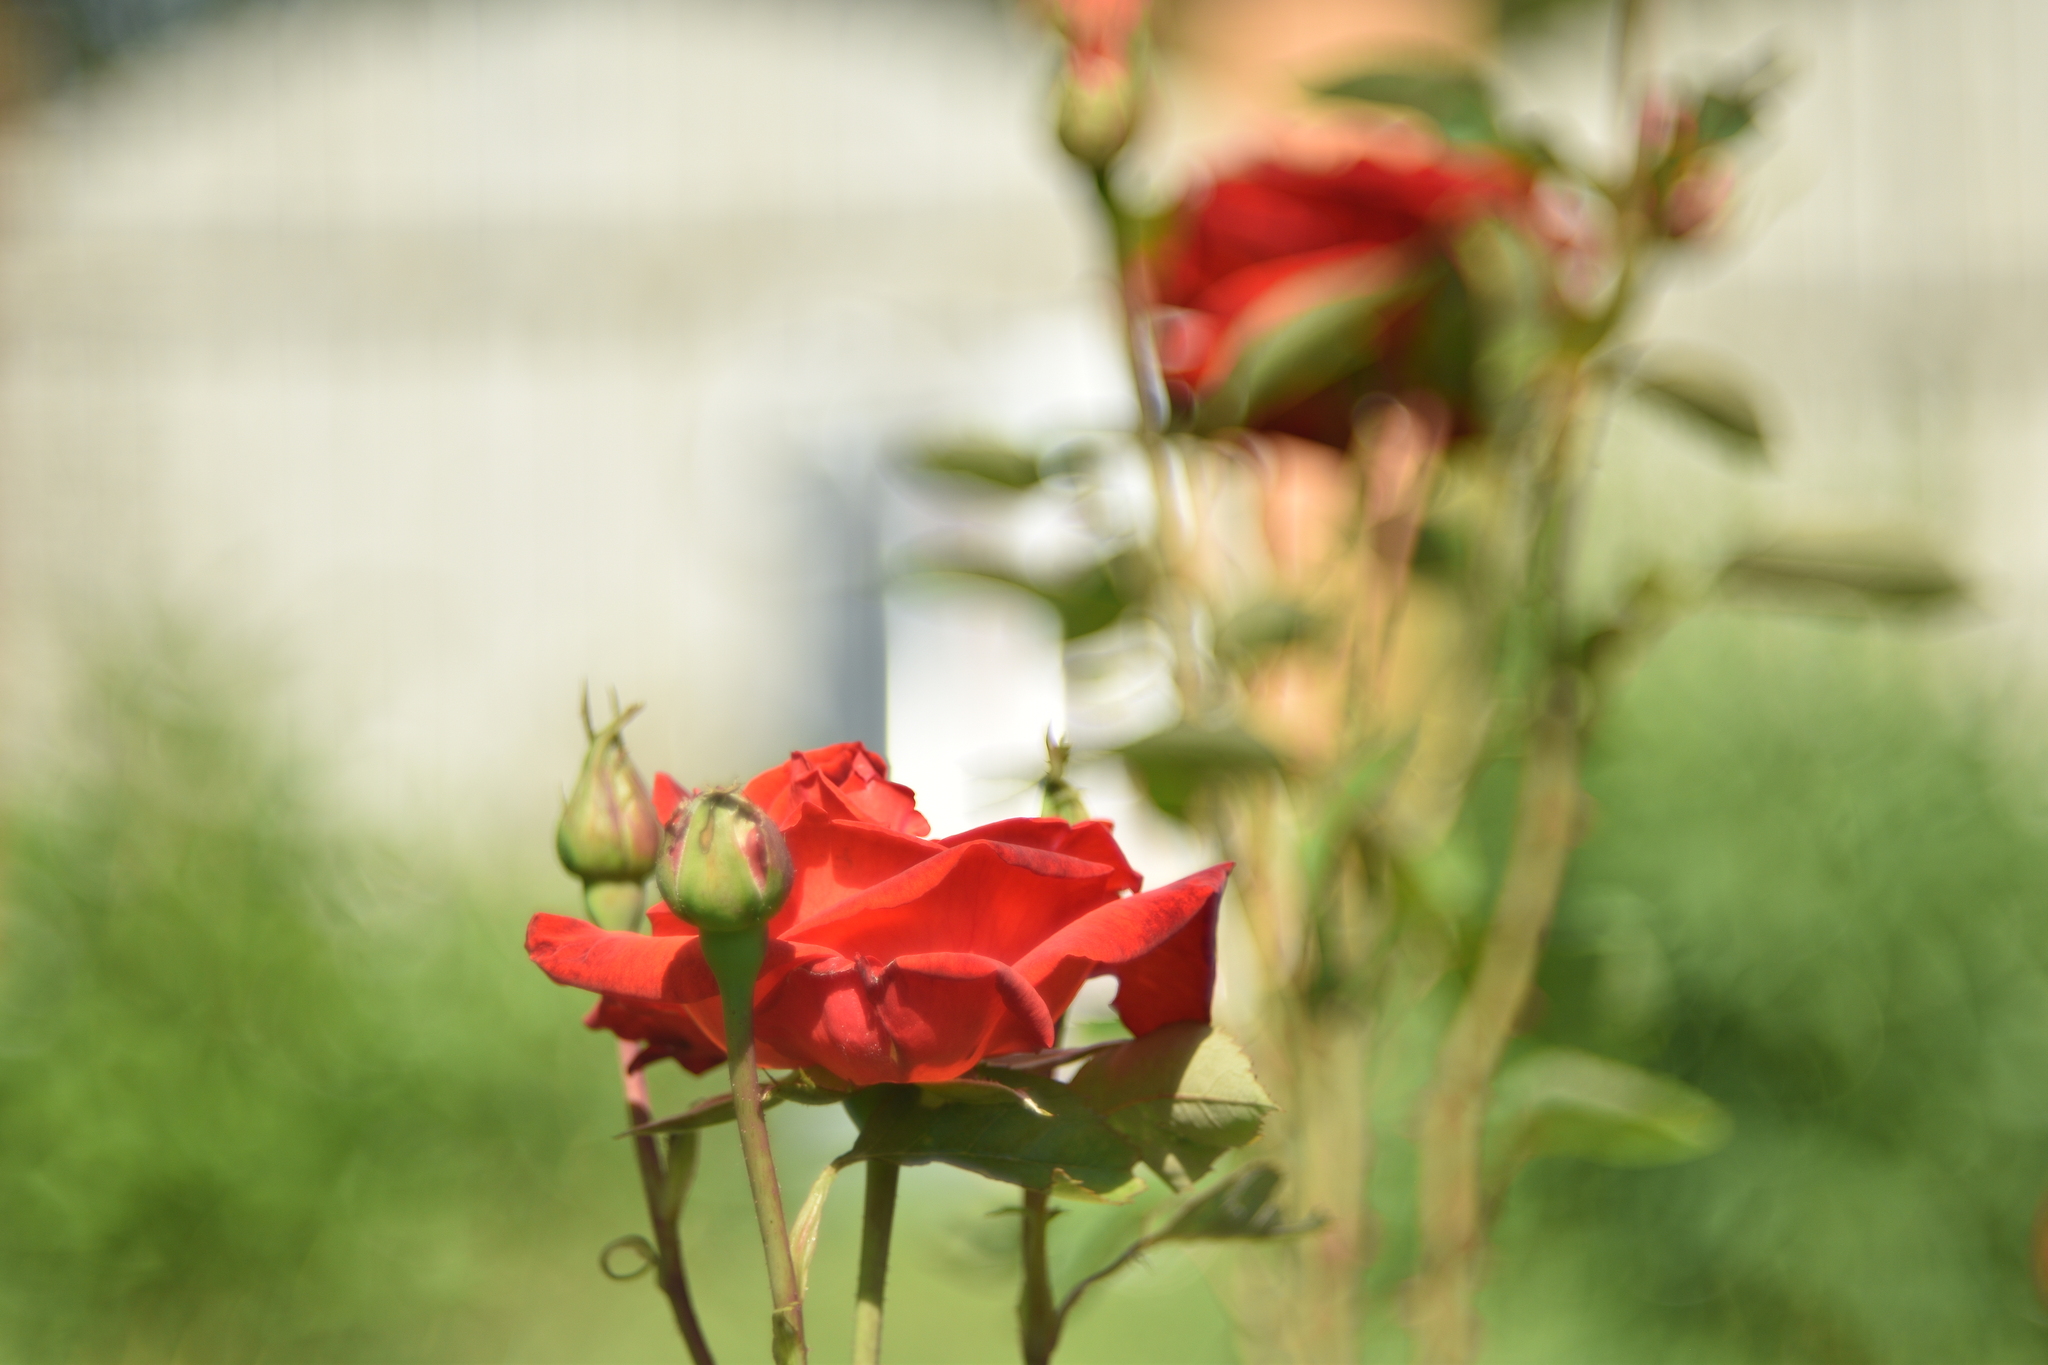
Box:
526, 742, 1231, 1086
1149, 151, 1530, 447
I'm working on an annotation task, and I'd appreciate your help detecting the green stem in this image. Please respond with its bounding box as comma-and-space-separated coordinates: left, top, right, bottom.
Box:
1019, 1188, 1059, 1365
585, 879, 647, 932
1410, 685, 1582, 1365
704, 929, 808, 1365
619, 1043, 716, 1365
852, 1161, 900, 1365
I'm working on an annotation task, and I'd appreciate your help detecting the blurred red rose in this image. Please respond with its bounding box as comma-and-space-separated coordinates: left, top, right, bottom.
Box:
1148, 151, 1530, 447
1051, 0, 1143, 62
527, 742, 1230, 1087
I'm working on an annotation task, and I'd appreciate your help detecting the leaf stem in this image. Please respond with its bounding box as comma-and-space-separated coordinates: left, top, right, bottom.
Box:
619, 1041, 716, 1365
852, 1160, 900, 1365
705, 929, 808, 1365
1019, 1187, 1060, 1365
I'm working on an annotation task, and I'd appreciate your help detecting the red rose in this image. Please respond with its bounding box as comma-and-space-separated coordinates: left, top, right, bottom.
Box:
1148, 152, 1529, 447
1051, 0, 1144, 62
526, 742, 1231, 1087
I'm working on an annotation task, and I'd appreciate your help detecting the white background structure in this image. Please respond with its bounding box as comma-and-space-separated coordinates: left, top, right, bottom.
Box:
0, 0, 2039, 892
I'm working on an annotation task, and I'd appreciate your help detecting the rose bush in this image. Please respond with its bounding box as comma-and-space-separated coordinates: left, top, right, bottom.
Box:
1148, 150, 1530, 447
527, 742, 1231, 1087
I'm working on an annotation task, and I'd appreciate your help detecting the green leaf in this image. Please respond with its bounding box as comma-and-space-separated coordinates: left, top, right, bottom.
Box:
1631, 365, 1768, 462
1400, 258, 1479, 414
921, 1074, 1052, 1116
909, 440, 1044, 491
842, 1074, 1141, 1196
1695, 51, 1785, 147
1411, 518, 1471, 579
1490, 1046, 1732, 1169
980, 1040, 1127, 1075
1049, 1172, 1149, 1205
1313, 65, 1501, 145
778, 1069, 859, 1105
1151, 1163, 1316, 1241
1191, 281, 1423, 435
1050, 1162, 1317, 1326
1067, 1024, 1276, 1190
1119, 724, 1282, 821
1696, 91, 1754, 146
626, 1088, 783, 1137
1720, 536, 1966, 613
933, 551, 1149, 641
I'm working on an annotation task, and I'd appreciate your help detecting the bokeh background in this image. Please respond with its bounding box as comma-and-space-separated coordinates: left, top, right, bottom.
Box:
5, 0, 2048, 1360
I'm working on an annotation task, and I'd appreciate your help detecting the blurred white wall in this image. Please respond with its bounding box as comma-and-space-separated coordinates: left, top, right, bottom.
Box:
0, 0, 1134, 868
5, 0, 2048, 885
1511, 0, 2048, 684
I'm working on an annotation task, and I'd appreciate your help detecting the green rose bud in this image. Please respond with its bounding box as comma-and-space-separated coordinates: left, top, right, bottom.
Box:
1040, 730, 1091, 823
556, 697, 660, 889
1056, 55, 1138, 171
655, 790, 792, 934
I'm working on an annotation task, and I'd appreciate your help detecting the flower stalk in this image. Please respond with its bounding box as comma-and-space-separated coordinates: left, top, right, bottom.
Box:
620, 1041, 717, 1365
852, 1160, 900, 1365
702, 927, 807, 1365
583, 880, 646, 932
1019, 1187, 1060, 1365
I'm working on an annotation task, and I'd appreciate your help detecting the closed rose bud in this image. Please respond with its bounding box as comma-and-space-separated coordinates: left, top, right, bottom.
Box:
556, 701, 660, 888
655, 790, 792, 934
1056, 52, 1138, 170
1040, 732, 1091, 823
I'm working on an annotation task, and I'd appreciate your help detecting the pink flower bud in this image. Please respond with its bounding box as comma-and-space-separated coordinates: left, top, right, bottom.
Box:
1660, 160, 1734, 240
654, 790, 792, 934
556, 702, 660, 888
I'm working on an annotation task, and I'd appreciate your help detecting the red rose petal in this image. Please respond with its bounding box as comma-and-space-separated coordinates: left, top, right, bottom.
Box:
744, 741, 932, 838
790, 840, 1129, 967
839, 777, 928, 836
1012, 863, 1231, 1030
527, 912, 806, 1009
757, 950, 1055, 1085
586, 996, 726, 1075
776, 806, 939, 929
1096, 884, 1224, 1035
937, 817, 1142, 893
653, 771, 690, 825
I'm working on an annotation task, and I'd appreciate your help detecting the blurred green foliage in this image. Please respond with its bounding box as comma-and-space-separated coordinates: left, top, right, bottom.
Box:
7, 613, 2048, 1362
0, 624, 679, 1361
1483, 612, 2048, 1362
